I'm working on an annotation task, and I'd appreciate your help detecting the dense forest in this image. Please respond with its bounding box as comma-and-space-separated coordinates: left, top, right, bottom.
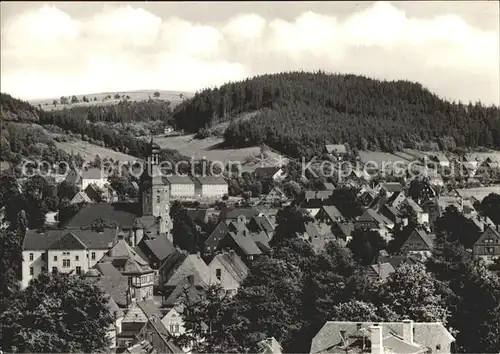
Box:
172, 71, 500, 157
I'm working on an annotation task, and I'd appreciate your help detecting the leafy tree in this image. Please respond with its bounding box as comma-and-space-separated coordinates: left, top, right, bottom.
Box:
70, 95, 78, 104
114, 93, 121, 99
0, 228, 22, 313
348, 229, 387, 265
153, 91, 160, 98
378, 263, 450, 323
60, 96, 68, 105
476, 193, 500, 225
0, 272, 113, 353
52, 99, 58, 107
427, 240, 500, 352
57, 180, 79, 202
435, 205, 482, 248
176, 284, 237, 353
270, 205, 312, 248
170, 201, 200, 253
23, 175, 58, 229
329, 300, 397, 322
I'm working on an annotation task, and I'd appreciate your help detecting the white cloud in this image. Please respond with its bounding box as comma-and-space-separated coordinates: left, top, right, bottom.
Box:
1, 2, 498, 104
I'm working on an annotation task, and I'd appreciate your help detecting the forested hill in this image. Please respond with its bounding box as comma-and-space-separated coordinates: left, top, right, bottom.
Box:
172, 71, 500, 157
0, 93, 173, 160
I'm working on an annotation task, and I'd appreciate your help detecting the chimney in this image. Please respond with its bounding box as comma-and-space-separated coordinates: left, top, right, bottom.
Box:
369, 325, 383, 354
402, 319, 414, 344
340, 330, 347, 346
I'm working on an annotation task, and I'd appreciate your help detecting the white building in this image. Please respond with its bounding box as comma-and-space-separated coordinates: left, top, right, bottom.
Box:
194, 176, 228, 198
82, 168, 108, 191
21, 227, 118, 288
165, 175, 195, 198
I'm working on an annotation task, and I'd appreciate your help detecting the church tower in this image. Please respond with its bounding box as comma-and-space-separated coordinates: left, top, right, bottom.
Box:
139, 138, 172, 239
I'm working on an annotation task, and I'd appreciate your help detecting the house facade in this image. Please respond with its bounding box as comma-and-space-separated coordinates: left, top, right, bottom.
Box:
165, 175, 195, 198
82, 168, 107, 191
21, 228, 118, 288
194, 176, 228, 198
473, 225, 500, 264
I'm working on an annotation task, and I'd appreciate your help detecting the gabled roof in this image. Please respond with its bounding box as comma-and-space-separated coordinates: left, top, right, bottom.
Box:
64, 202, 139, 229
163, 253, 211, 287
195, 176, 227, 185
23, 228, 118, 250
357, 209, 393, 226
162, 278, 205, 307
219, 207, 260, 220
228, 229, 263, 256
146, 316, 184, 353
70, 191, 92, 204
100, 239, 153, 274
164, 175, 194, 185
318, 205, 344, 221
212, 251, 249, 283
325, 144, 347, 154
137, 299, 163, 319
474, 225, 500, 245
48, 232, 87, 250
403, 228, 435, 250
65, 170, 82, 185
82, 168, 105, 180
369, 262, 395, 280
404, 198, 423, 213
310, 321, 455, 354
323, 182, 335, 190
138, 234, 176, 263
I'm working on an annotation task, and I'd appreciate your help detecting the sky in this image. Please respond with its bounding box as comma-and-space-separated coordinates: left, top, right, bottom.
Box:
1, 1, 499, 104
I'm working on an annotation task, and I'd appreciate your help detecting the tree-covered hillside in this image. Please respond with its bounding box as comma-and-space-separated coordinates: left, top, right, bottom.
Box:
172, 71, 500, 157
0, 94, 174, 159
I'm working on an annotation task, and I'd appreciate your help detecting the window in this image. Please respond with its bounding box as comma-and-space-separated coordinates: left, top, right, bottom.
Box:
52, 267, 57, 274
216, 268, 222, 281
29, 253, 34, 261
41, 267, 45, 273
63, 251, 70, 256
29, 267, 34, 275
91, 252, 96, 260
156, 195, 160, 203
53, 256, 58, 261
174, 324, 180, 333
63, 259, 70, 268
75, 255, 79, 261
76, 266, 81, 275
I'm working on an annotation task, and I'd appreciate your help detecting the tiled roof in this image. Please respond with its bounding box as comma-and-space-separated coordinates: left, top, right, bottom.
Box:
82, 168, 105, 180
93, 273, 129, 308
255, 166, 281, 178
357, 209, 393, 226
310, 321, 454, 354
164, 175, 194, 185
321, 205, 344, 221
163, 253, 211, 287
195, 176, 227, 185
404, 198, 423, 213
138, 234, 175, 263
100, 239, 153, 274
64, 202, 139, 229
214, 251, 249, 283
219, 207, 260, 220
147, 316, 184, 353
23, 228, 118, 250
381, 182, 403, 193
137, 299, 163, 319
369, 262, 395, 280
48, 232, 87, 250
70, 191, 92, 204
163, 279, 205, 307
228, 230, 263, 256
